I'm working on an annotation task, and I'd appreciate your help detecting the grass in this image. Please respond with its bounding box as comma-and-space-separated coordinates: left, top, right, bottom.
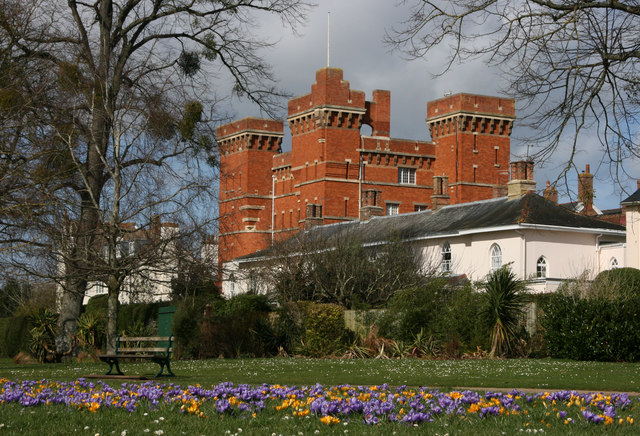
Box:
2, 357, 640, 392
1, 357, 640, 435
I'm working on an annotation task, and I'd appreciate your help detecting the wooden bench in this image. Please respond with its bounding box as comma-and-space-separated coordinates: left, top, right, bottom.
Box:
99, 335, 175, 377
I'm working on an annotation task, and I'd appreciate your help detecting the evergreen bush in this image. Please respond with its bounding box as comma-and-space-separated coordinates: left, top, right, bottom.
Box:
376, 279, 487, 356
542, 291, 640, 361
84, 294, 169, 337
0, 314, 30, 357
591, 267, 640, 299
172, 292, 218, 359
302, 302, 347, 357
199, 294, 275, 358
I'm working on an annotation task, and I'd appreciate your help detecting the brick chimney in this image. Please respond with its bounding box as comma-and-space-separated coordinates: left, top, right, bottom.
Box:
507, 160, 536, 200
578, 164, 596, 216
543, 181, 558, 204
304, 203, 323, 229
359, 189, 384, 221
431, 175, 450, 210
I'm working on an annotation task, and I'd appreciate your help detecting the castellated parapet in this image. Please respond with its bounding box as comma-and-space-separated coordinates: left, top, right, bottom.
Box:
218, 68, 516, 266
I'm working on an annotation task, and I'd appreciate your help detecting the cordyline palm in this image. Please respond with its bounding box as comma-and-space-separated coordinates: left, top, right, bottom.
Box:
482, 266, 527, 358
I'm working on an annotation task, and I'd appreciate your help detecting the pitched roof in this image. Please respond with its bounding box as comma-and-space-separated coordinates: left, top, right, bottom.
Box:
239, 193, 625, 262
621, 189, 640, 205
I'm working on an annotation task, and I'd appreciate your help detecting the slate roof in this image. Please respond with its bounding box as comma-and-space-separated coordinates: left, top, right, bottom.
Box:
238, 193, 625, 262
621, 189, 640, 205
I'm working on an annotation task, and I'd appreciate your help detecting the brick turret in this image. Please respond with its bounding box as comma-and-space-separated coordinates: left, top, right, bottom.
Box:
427, 94, 515, 204
217, 118, 283, 266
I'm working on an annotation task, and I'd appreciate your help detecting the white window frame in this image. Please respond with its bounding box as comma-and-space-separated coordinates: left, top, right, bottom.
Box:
490, 244, 502, 272
386, 203, 399, 216
536, 256, 547, 278
398, 167, 416, 185
441, 242, 452, 273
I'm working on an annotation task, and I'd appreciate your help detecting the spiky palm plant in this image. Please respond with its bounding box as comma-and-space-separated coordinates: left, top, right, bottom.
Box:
481, 266, 528, 358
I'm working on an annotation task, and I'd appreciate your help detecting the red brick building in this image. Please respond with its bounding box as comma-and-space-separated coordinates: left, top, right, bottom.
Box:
217, 67, 516, 266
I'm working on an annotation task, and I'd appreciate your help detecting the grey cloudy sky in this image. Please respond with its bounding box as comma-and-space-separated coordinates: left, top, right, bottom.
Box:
225, 0, 636, 210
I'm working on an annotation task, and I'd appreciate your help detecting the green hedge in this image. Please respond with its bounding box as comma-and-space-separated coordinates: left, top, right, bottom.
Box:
542, 293, 640, 361
376, 281, 489, 356
174, 293, 275, 359
84, 294, 169, 335
0, 315, 32, 357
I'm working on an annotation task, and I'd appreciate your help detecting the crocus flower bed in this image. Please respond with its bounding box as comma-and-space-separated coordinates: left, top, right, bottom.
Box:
0, 378, 638, 434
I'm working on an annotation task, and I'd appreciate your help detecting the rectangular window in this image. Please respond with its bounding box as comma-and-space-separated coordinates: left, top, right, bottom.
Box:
386, 203, 399, 216
398, 167, 416, 184
414, 205, 428, 212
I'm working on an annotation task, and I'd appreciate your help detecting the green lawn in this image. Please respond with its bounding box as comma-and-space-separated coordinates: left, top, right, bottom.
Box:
2, 357, 640, 392
2, 358, 640, 435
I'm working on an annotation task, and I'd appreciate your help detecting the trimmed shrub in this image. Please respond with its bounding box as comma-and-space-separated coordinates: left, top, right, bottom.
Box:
173, 293, 276, 359
271, 302, 306, 354
591, 267, 640, 299
172, 292, 218, 359
301, 302, 347, 357
0, 314, 31, 357
542, 292, 640, 361
199, 294, 275, 358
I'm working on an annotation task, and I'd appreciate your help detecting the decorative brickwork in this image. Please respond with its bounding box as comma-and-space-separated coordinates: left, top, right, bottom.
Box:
218, 68, 516, 266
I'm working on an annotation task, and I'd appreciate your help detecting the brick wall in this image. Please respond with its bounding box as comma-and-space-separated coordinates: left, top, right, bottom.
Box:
218, 72, 516, 267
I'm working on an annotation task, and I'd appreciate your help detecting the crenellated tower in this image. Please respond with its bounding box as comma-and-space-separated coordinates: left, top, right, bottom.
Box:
217, 70, 516, 272
283, 68, 367, 228
427, 94, 515, 204
217, 118, 283, 265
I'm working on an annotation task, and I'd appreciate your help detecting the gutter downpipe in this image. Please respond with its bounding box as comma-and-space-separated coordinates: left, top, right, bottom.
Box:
271, 174, 275, 245
359, 136, 364, 216
596, 234, 603, 275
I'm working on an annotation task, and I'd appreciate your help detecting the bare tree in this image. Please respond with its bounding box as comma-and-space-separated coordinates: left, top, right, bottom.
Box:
0, 0, 311, 356
388, 1, 640, 190
257, 231, 433, 309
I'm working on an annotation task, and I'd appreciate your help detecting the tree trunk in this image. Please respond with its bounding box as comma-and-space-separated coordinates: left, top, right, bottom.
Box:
106, 276, 120, 354
54, 276, 85, 359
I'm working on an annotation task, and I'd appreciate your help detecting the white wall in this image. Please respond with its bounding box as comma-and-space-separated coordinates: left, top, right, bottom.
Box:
626, 206, 640, 269
417, 227, 625, 292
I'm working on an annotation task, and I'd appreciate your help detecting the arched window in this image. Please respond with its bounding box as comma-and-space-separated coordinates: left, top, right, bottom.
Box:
490, 244, 502, 272
610, 258, 619, 269
441, 242, 452, 273
536, 256, 547, 278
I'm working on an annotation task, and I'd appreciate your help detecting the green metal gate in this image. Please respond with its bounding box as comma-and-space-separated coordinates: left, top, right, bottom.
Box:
158, 306, 177, 348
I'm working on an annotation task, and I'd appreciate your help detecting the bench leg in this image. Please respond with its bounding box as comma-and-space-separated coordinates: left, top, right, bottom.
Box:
152, 357, 175, 377
101, 357, 124, 376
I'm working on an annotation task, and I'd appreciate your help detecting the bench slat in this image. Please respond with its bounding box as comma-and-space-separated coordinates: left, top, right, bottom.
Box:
119, 336, 172, 342
118, 347, 172, 353
108, 354, 159, 359
101, 335, 175, 377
